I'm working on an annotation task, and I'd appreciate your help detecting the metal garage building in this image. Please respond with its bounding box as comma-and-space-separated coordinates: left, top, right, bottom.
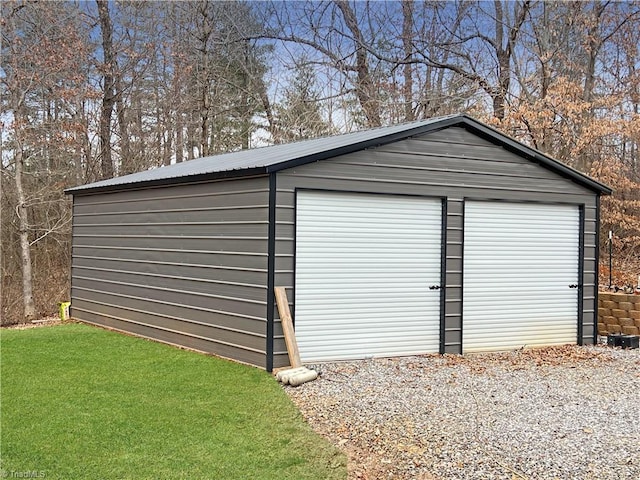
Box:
66, 114, 611, 370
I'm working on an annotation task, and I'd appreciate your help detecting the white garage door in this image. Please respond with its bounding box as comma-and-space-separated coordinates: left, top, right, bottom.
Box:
463, 202, 580, 352
295, 191, 442, 362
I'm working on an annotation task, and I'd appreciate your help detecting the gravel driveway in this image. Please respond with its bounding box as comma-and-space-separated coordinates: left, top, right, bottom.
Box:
285, 345, 640, 479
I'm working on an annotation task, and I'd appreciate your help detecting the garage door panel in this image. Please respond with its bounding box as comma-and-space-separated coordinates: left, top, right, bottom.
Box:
465, 337, 575, 351
465, 271, 578, 278
298, 274, 435, 281
303, 335, 441, 346
299, 338, 441, 361
463, 202, 579, 352
465, 318, 578, 329
468, 328, 577, 340
466, 285, 577, 293
303, 324, 442, 336
464, 300, 577, 310
469, 250, 577, 261
295, 191, 442, 362
469, 329, 576, 339
465, 305, 576, 317
299, 300, 434, 312
467, 280, 577, 288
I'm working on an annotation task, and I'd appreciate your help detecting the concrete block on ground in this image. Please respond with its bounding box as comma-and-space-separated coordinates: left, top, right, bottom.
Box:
599, 292, 612, 302
618, 318, 634, 327
607, 324, 622, 333
598, 308, 611, 317
622, 325, 639, 336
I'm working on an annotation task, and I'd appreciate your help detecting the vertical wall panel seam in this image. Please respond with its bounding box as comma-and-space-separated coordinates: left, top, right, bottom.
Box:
292, 188, 298, 327
459, 198, 466, 354
70, 198, 77, 319
578, 204, 585, 344
594, 195, 601, 344
266, 173, 276, 372
440, 198, 448, 354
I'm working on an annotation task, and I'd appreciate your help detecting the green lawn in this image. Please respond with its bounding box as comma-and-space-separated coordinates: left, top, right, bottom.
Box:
0, 323, 345, 479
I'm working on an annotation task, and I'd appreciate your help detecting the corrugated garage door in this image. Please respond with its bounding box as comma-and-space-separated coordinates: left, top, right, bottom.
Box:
295, 191, 442, 362
463, 202, 580, 352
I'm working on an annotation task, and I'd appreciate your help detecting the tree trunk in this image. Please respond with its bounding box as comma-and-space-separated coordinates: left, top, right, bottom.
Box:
163, 106, 173, 166
6, 7, 36, 321
97, 0, 116, 179
13, 108, 36, 320
176, 111, 184, 163
73, 107, 92, 183
402, 0, 414, 122
259, 83, 280, 143
195, 0, 212, 157
240, 40, 251, 150
170, 2, 184, 163
335, 1, 381, 127
115, 76, 132, 174
582, 1, 606, 104
577, 1, 606, 172
187, 111, 196, 160
492, 0, 508, 121
492, 0, 531, 121
494, 50, 510, 121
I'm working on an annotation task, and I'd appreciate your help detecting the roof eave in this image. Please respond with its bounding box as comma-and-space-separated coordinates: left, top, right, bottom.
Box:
65, 166, 270, 196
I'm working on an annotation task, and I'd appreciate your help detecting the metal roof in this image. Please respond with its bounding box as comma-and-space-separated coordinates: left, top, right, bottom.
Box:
66, 114, 612, 195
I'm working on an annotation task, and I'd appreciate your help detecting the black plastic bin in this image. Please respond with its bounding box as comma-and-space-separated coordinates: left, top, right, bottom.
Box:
620, 335, 640, 349
607, 333, 624, 347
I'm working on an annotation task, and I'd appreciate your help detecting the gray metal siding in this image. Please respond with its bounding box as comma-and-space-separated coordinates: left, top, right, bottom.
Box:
71, 176, 270, 367
272, 127, 597, 366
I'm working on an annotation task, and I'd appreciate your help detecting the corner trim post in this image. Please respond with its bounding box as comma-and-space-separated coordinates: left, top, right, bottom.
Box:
266, 173, 277, 372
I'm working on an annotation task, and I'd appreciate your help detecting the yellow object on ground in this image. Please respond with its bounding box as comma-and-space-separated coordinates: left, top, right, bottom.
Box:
58, 302, 71, 321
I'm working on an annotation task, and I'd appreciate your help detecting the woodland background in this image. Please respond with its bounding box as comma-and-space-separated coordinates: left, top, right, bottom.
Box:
2, 0, 639, 325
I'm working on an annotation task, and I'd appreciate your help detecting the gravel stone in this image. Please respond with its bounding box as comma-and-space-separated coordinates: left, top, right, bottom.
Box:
284, 345, 640, 479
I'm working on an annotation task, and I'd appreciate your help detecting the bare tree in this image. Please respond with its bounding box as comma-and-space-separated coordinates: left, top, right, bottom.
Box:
257, 1, 386, 127
96, 0, 116, 179
408, 1, 532, 120
8, 83, 36, 320
401, 0, 414, 122
1, 1, 87, 322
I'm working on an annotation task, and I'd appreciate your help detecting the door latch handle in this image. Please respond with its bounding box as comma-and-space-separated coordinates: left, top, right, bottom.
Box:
568, 284, 579, 289
429, 285, 441, 290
